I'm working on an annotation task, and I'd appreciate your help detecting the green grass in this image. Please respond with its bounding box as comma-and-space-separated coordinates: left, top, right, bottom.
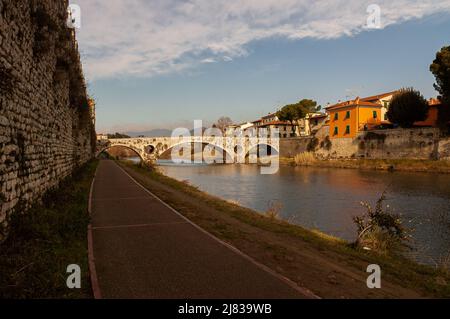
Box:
120, 160, 450, 298
0, 160, 98, 299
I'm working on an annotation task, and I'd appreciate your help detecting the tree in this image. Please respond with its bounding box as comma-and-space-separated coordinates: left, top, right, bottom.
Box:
215, 116, 233, 132
386, 88, 428, 128
107, 132, 131, 139
430, 46, 450, 131
276, 99, 321, 122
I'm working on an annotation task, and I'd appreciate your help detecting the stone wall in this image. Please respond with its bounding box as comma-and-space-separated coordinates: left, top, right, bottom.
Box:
282, 127, 450, 160
438, 138, 450, 160
0, 0, 95, 234
279, 137, 311, 158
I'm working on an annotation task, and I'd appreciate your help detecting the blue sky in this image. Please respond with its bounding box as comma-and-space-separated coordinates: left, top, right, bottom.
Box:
73, 1, 450, 133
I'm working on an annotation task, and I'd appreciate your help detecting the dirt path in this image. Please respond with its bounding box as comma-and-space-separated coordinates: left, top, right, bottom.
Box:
119, 162, 436, 298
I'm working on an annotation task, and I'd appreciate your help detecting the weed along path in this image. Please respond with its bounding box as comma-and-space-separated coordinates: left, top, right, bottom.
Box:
90, 160, 315, 299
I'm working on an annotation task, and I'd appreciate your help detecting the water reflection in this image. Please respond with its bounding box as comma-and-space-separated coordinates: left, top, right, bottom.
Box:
157, 160, 450, 265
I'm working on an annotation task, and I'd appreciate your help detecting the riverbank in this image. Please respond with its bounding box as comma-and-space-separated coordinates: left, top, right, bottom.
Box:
280, 157, 450, 174
0, 160, 98, 298
119, 160, 450, 298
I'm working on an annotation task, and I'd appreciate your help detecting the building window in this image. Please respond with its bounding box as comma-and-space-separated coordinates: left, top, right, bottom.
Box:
345, 111, 350, 119
334, 113, 339, 121
373, 111, 377, 119
333, 127, 338, 135
345, 125, 350, 135
384, 113, 388, 121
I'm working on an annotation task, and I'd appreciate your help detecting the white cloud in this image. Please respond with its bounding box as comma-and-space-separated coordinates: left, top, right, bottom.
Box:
201, 58, 218, 64
72, 0, 450, 80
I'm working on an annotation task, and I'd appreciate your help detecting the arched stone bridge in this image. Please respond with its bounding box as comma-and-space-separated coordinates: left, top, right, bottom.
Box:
97, 136, 280, 164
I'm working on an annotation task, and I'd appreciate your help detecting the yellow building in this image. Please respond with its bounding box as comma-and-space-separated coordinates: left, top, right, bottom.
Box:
326, 97, 383, 138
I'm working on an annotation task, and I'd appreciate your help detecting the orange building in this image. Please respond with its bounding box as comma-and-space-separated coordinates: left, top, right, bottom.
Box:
326, 97, 383, 138
414, 98, 442, 127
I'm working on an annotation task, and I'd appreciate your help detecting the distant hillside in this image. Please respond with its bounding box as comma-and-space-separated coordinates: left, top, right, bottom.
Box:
124, 127, 209, 137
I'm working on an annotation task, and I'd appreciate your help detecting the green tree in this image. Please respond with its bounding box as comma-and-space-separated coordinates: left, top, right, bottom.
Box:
430, 46, 450, 131
276, 99, 321, 122
107, 132, 131, 139
386, 88, 428, 128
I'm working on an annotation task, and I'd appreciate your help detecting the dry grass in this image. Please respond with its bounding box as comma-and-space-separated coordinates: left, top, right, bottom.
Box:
294, 152, 316, 166
226, 199, 241, 206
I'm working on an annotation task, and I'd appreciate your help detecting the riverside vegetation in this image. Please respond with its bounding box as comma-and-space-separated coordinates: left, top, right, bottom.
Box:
118, 159, 450, 298
287, 152, 450, 174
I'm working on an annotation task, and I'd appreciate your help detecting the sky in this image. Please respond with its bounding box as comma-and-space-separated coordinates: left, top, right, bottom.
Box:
70, 0, 450, 133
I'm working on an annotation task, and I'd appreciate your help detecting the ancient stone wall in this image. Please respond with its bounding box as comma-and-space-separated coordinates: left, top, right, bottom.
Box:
279, 137, 311, 158
0, 0, 95, 234
438, 138, 450, 160
283, 127, 449, 161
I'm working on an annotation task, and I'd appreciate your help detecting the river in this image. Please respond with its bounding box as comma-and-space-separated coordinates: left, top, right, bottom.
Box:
129, 157, 450, 264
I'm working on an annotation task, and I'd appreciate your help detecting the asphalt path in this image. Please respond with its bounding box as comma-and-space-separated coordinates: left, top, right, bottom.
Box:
90, 160, 314, 299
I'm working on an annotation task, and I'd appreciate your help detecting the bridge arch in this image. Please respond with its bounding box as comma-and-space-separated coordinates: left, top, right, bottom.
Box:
245, 143, 280, 158
97, 144, 145, 163
158, 141, 234, 163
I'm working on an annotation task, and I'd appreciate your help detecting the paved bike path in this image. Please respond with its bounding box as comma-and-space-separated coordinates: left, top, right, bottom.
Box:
90, 160, 314, 299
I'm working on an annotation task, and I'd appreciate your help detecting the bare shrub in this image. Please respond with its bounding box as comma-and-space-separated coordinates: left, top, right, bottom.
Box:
432, 252, 450, 273
353, 191, 411, 255
265, 200, 283, 220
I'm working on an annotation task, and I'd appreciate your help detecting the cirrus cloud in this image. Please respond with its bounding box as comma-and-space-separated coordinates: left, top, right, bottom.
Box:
72, 0, 450, 80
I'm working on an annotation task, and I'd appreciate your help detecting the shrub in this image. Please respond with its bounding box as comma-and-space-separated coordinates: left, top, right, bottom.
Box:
353, 191, 411, 255
31, 7, 59, 58
387, 88, 429, 128
307, 137, 319, 152
265, 200, 283, 220
321, 136, 332, 151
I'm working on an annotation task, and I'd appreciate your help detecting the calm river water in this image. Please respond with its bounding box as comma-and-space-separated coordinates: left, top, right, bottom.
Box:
152, 160, 450, 265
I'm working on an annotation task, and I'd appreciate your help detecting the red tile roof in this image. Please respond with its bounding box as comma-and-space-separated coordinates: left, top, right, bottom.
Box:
258, 121, 292, 127
309, 113, 328, 118
360, 90, 399, 102
326, 91, 398, 111
261, 112, 278, 119
326, 99, 382, 111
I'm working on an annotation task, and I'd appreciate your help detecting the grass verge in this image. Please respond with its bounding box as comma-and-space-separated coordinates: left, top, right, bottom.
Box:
119, 160, 450, 298
0, 160, 98, 299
